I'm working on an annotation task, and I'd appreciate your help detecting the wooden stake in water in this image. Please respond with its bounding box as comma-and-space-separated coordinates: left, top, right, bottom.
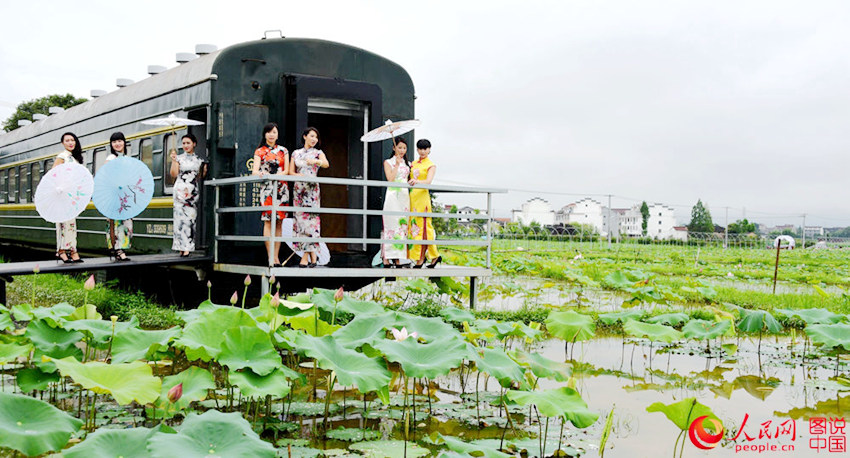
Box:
773, 240, 782, 294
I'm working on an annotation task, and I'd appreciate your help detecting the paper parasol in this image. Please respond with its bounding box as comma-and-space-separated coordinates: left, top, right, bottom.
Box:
34, 163, 94, 223
360, 119, 421, 143
92, 157, 155, 220
281, 217, 331, 265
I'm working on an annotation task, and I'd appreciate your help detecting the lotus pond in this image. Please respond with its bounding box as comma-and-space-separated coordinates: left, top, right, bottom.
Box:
1, 244, 849, 457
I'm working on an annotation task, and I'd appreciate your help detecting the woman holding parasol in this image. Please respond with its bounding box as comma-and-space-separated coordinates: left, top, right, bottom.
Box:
52, 132, 85, 263
104, 132, 133, 261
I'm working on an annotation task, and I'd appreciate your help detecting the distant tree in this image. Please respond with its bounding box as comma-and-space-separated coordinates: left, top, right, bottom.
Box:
829, 226, 850, 238
728, 218, 757, 234
640, 201, 650, 236
3, 94, 87, 132
687, 199, 714, 233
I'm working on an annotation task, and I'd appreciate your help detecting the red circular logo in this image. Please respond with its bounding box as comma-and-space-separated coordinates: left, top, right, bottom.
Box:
689, 415, 724, 450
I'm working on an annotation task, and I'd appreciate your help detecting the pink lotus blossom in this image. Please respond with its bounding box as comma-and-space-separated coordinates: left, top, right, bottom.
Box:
391, 327, 418, 342
33, 264, 40, 274
230, 291, 238, 305
244, 275, 251, 286
84, 275, 96, 291
271, 292, 280, 307
334, 286, 344, 302
167, 383, 183, 403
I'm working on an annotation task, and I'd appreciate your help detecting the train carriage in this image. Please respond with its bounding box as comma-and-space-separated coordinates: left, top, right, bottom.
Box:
0, 37, 415, 267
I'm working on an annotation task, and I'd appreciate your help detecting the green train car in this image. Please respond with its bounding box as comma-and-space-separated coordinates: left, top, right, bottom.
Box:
0, 37, 415, 267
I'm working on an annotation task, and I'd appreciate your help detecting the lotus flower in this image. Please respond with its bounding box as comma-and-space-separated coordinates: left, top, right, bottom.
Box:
33, 264, 40, 274
269, 275, 276, 285
244, 275, 251, 286
334, 286, 344, 302
573, 252, 583, 260
230, 291, 238, 305
167, 383, 183, 403
391, 327, 418, 342
270, 292, 280, 307
727, 272, 734, 278
207, 280, 212, 288
84, 275, 96, 290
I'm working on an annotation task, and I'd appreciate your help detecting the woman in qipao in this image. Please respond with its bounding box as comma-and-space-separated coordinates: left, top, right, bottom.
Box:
251, 123, 289, 266
52, 132, 85, 263
170, 133, 206, 257
381, 138, 411, 267
104, 132, 133, 261
407, 139, 441, 268
288, 127, 328, 268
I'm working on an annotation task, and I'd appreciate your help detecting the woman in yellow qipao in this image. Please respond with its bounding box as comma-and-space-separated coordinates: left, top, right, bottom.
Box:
407, 139, 441, 268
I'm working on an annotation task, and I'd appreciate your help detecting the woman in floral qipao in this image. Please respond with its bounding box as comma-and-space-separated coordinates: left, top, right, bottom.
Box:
170, 133, 206, 256
104, 132, 133, 261
53, 132, 85, 263
251, 123, 289, 266
381, 138, 411, 267
288, 127, 328, 268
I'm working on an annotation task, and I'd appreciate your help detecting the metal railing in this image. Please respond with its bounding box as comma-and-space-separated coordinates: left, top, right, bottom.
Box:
205, 175, 506, 267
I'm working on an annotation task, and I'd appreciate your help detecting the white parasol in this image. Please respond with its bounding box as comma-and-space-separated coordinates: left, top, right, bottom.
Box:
34, 163, 94, 223
281, 217, 330, 265
142, 114, 205, 151
360, 119, 421, 145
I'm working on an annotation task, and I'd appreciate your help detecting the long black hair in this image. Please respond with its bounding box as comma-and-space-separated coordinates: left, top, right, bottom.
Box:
301, 127, 320, 149
109, 131, 127, 155
60, 132, 84, 164
389, 137, 410, 168
258, 123, 280, 148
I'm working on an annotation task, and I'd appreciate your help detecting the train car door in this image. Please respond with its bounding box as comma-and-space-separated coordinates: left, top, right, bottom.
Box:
285, 75, 383, 258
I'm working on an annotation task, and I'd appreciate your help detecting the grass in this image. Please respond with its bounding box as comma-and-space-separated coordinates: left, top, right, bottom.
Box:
6, 273, 180, 328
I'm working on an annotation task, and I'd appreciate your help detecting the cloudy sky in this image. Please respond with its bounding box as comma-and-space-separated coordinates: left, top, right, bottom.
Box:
1, 0, 848, 227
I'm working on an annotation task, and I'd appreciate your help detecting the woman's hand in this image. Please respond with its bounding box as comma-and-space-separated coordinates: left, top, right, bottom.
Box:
407, 178, 416, 186
169, 149, 178, 161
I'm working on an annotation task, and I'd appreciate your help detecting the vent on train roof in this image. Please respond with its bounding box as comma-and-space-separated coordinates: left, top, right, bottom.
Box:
32, 114, 47, 121
91, 90, 107, 98
17, 120, 31, 126
48, 106, 65, 114
116, 78, 134, 88
147, 65, 167, 75
176, 52, 198, 64
195, 44, 217, 55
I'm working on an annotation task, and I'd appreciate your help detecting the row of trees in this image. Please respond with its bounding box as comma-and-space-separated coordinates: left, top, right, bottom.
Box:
3, 94, 87, 132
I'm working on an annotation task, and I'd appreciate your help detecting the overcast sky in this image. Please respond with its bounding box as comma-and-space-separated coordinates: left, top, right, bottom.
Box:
1, 0, 848, 227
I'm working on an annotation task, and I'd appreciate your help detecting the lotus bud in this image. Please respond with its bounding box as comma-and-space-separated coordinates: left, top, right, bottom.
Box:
230, 291, 238, 305
84, 274, 96, 290
269, 275, 276, 285
207, 280, 212, 288
334, 286, 344, 302
167, 383, 183, 403
271, 292, 280, 307
33, 264, 40, 274
244, 275, 251, 286
110, 315, 118, 323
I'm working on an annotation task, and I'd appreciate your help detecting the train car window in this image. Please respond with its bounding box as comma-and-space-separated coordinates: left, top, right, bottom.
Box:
30, 163, 40, 201
0, 169, 6, 203
20, 165, 28, 203
140, 138, 153, 172
163, 133, 179, 190
8, 167, 16, 203
84, 150, 93, 173
93, 147, 108, 173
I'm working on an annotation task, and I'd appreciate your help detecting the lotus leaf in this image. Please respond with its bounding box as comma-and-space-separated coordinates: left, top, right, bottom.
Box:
311, 287, 385, 316
404, 277, 439, 294
510, 350, 571, 382
16, 367, 59, 392
218, 326, 281, 375
506, 387, 598, 427
736, 309, 782, 334
440, 306, 475, 323
349, 439, 429, 458
598, 310, 646, 325
286, 401, 340, 416
229, 367, 291, 398
67, 303, 102, 321
393, 312, 461, 342
174, 307, 258, 361
63, 316, 140, 348
51, 356, 161, 405
325, 426, 381, 442
294, 334, 391, 403
474, 347, 528, 389
147, 409, 275, 457
805, 323, 850, 351
176, 299, 229, 323
29, 302, 75, 326
433, 276, 469, 295
646, 312, 690, 326
776, 308, 846, 325
0, 309, 13, 331
153, 367, 216, 416
623, 320, 682, 343
735, 375, 779, 401
25, 318, 83, 356
0, 341, 32, 364
438, 434, 511, 458
545, 310, 595, 342
0, 392, 82, 456
11, 303, 33, 321
682, 319, 731, 340
646, 397, 721, 431
375, 336, 469, 379
111, 326, 181, 363
287, 312, 341, 336
603, 270, 634, 289
62, 426, 159, 458
333, 312, 398, 350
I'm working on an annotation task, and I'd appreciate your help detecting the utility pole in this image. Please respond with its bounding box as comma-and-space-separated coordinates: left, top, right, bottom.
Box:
801, 214, 806, 248
607, 194, 612, 248
724, 207, 729, 249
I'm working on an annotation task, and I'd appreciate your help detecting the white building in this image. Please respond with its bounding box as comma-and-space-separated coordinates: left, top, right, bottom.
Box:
511, 198, 555, 225
672, 226, 689, 241
618, 203, 678, 239
619, 206, 643, 237
804, 226, 824, 238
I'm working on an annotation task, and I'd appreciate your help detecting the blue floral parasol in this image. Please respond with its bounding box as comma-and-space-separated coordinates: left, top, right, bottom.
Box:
92, 157, 154, 220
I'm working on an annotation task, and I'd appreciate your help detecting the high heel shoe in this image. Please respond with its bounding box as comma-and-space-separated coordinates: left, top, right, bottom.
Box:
69, 251, 83, 263
426, 256, 443, 269
114, 250, 130, 262
413, 262, 424, 269
56, 251, 72, 264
